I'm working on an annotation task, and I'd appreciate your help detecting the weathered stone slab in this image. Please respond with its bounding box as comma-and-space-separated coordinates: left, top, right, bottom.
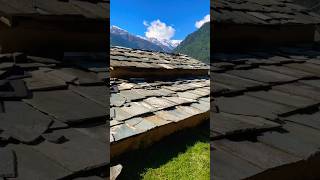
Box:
60, 68, 103, 85
70, 85, 107, 107
213, 140, 299, 170
23, 90, 106, 124
0, 149, 16, 178
143, 97, 176, 110
211, 147, 262, 180
215, 95, 293, 120
8, 144, 71, 179
247, 90, 317, 109
32, 128, 108, 173
111, 123, 143, 141
228, 68, 297, 84
110, 94, 126, 107
0, 101, 52, 143
24, 70, 67, 91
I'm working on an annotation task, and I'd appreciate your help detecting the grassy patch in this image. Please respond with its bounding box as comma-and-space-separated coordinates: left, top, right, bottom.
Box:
111, 122, 210, 180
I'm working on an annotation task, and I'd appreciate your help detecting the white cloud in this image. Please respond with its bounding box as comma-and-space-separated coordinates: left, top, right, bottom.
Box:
143, 20, 149, 26
195, 14, 210, 28
144, 19, 175, 41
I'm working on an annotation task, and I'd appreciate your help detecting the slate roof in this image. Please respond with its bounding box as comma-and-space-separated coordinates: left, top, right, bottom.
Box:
0, 0, 109, 20
0, 53, 108, 179
110, 46, 209, 75
211, 0, 320, 25
110, 47, 210, 157
211, 44, 320, 179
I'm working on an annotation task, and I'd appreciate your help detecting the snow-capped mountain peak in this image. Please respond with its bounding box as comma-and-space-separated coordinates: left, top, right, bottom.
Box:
110, 25, 128, 35
110, 25, 182, 52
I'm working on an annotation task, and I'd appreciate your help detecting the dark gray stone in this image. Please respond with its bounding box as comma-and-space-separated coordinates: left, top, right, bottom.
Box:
23, 90, 106, 124
0, 149, 16, 178
0, 101, 52, 143
32, 128, 108, 173
8, 144, 71, 179
70, 85, 107, 107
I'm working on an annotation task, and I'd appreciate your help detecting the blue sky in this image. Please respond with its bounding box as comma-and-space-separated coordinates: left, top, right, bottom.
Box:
111, 0, 210, 42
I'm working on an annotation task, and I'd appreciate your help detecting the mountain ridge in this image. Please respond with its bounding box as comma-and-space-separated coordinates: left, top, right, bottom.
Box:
110, 26, 180, 53
173, 22, 210, 64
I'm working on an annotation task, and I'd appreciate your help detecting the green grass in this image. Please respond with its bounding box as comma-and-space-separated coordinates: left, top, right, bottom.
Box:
111, 122, 210, 180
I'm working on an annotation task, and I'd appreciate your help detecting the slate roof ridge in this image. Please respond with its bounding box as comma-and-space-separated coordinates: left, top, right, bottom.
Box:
111, 45, 192, 58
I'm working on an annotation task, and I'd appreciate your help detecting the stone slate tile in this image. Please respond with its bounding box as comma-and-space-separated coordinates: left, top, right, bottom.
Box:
32, 128, 108, 173
125, 118, 143, 127
154, 108, 191, 122
117, 82, 136, 91
151, 88, 175, 96
24, 70, 67, 91
283, 122, 320, 147
247, 90, 317, 109
260, 65, 315, 79
176, 105, 203, 117
215, 95, 293, 120
284, 63, 320, 77
119, 90, 146, 101
213, 140, 300, 170
133, 88, 161, 97
0, 80, 28, 100
46, 69, 78, 83
211, 112, 262, 136
300, 79, 320, 89
0, 101, 52, 143
191, 101, 210, 113
213, 112, 280, 133
111, 107, 131, 121
177, 91, 203, 100
129, 117, 157, 132
258, 123, 320, 158
143, 115, 171, 126
27, 56, 60, 64
0, 148, 16, 178
23, 90, 106, 124
119, 102, 152, 120
59, 68, 103, 85
110, 93, 126, 107
7, 144, 71, 180
111, 123, 143, 141
75, 124, 107, 144
211, 147, 262, 180
164, 96, 196, 105
70, 85, 107, 107
227, 68, 297, 84
143, 97, 176, 111
273, 82, 320, 101
213, 73, 267, 90
283, 111, 320, 130
212, 82, 233, 95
